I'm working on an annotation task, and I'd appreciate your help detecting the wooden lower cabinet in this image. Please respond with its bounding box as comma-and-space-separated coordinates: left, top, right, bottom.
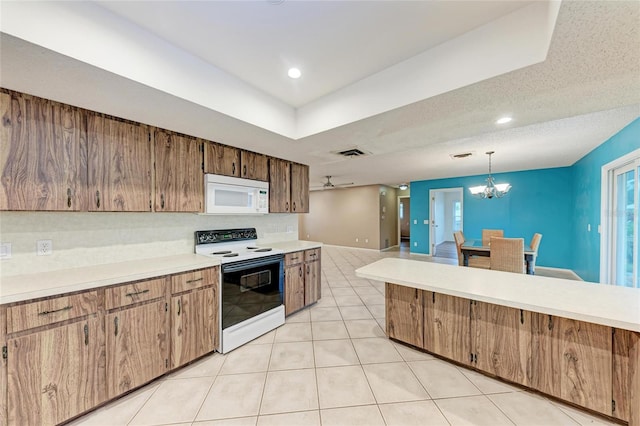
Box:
171, 287, 217, 368
304, 257, 321, 306
105, 301, 168, 399
284, 249, 321, 316
425, 292, 471, 365
6, 317, 105, 426
386, 283, 424, 348
285, 263, 305, 315
613, 329, 640, 424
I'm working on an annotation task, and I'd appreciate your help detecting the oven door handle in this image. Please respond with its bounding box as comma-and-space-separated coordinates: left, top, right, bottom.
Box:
222, 254, 284, 273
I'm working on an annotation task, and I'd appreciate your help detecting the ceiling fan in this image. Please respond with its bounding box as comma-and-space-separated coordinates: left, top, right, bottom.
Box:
312, 176, 354, 190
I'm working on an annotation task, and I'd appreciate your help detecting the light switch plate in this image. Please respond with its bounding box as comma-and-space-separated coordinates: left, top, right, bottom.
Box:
0, 243, 11, 259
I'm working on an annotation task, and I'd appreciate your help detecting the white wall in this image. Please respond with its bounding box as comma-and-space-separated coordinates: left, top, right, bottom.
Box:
0, 212, 297, 277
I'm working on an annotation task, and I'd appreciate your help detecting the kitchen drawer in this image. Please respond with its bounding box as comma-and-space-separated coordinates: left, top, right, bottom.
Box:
285, 251, 304, 267
304, 248, 320, 262
171, 267, 218, 295
6, 291, 98, 334
106, 277, 167, 310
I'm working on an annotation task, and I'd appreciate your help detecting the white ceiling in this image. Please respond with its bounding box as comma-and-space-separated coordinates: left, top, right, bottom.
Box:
1, 0, 639, 190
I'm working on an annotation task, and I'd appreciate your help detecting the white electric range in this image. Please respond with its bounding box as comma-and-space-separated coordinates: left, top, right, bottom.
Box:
195, 228, 285, 353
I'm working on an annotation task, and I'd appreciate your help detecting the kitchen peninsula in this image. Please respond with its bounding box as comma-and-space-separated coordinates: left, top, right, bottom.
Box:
356, 258, 640, 425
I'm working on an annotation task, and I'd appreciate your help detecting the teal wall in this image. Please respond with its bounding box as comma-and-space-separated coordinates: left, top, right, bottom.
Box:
410, 117, 640, 282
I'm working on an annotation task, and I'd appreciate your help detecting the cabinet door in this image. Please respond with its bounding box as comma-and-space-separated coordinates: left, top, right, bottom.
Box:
0, 90, 87, 211
386, 283, 423, 348
269, 158, 290, 213
304, 260, 321, 306
285, 264, 305, 315
290, 163, 309, 213
471, 302, 531, 386
241, 151, 268, 181
7, 318, 105, 426
529, 313, 560, 396
106, 301, 168, 399
612, 329, 640, 423
171, 287, 216, 368
87, 113, 151, 211
154, 130, 203, 212
424, 292, 470, 364
204, 142, 240, 177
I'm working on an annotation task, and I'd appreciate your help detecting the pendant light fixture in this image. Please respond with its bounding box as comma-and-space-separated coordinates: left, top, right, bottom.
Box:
469, 151, 511, 199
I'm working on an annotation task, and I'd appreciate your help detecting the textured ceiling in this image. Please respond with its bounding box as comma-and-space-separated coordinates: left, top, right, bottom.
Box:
0, 1, 638, 190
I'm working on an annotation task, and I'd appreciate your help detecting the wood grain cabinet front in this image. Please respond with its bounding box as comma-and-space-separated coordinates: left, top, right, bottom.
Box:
386, 283, 424, 348
284, 250, 321, 315
240, 151, 268, 181
304, 249, 321, 306
268, 159, 309, 213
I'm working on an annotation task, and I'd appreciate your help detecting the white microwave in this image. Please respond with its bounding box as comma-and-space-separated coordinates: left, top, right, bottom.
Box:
204, 174, 269, 214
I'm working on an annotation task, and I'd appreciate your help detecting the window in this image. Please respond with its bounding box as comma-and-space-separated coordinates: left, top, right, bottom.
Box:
453, 201, 462, 231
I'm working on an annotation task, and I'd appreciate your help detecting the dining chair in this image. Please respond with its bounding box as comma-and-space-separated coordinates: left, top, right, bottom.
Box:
453, 231, 490, 269
482, 229, 504, 245
526, 233, 543, 271
490, 237, 525, 273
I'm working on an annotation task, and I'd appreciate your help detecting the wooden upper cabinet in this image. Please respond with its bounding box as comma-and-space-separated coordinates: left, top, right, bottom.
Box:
269, 158, 291, 213
87, 113, 151, 211
0, 90, 87, 211
290, 163, 309, 213
204, 142, 240, 177
154, 130, 203, 212
241, 151, 268, 181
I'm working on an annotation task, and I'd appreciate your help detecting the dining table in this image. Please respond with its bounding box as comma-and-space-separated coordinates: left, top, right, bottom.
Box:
460, 239, 537, 275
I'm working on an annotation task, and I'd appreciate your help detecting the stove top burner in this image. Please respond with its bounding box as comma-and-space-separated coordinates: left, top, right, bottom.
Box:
212, 250, 233, 255
223, 253, 240, 257
254, 248, 272, 252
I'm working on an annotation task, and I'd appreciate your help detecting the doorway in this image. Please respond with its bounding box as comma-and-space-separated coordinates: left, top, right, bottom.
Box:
398, 196, 410, 252
429, 188, 463, 259
601, 149, 639, 287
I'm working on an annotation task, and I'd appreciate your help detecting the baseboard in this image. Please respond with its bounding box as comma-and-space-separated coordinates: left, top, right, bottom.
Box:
536, 266, 583, 281
322, 243, 382, 252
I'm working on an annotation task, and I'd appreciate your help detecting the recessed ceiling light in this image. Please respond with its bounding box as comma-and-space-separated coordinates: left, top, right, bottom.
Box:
496, 116, 512, 124
288, 68, 301, 79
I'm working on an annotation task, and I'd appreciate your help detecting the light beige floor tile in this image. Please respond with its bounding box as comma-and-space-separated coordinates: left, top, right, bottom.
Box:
359, 293, 385, 305
363, 362, 430, 403
167, 352, 226, 379
309, 306, 343, 322
489, 392, 579, 425
354, 286, 380, 296
68, 383, 159, 426
334, 295, 365, 306
379, 400, 449, 426
320, 405, 385, 426
313, 339, 359, 367
366, 304, 386, 319
375, 317, 386, 330
273, 322, 312, 342
219, 343, 272, 375
351, 337, 403, 364
311, 320, 350, 340
435, 395, 514, 426
256, 410, 321, 426
313, 296, 337, 307
259, 369, 318, 415
268, 341, 315, 370
409, 359, 481, 399
550, 400, 620, 425
246, 330, 276, 345
129, 377, 214, 425
460, 368, 520, 394
285, 309, 310, 323
316, 366, 376, 409
344, 319, 386, 338
193, 418, 257, 426
393, 342, 435, 361
328, 279, 351, 288
330, 287, 357, 296
370, 281, 385, 292
349, 279, 376, 287
339, 305, 374, 320
196, 373, 266, 421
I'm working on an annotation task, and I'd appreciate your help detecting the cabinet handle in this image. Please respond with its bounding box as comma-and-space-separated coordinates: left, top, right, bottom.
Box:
160, 193, 165, 209
67, 188, 72, 208
38, 305, 72, 316
126, 289, 150, 298
285, 201, 289, 212
292, 202, 296, 212
186, 278, 203, 284
243, 164, 247, 176
232, 163, 236, 175
96, 190, 101, 208
306, 265, 310, 274
548, 315, 553, 331
84, 324, 89, 346
114, 316, 119, 336
432, 292, 435, 304
177, 299, 181, 316
299, 267, 303, 277
520, 309, 524, 325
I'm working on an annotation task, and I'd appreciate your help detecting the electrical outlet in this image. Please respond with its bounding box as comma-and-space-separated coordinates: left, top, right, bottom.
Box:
365, 238, 369, 243
0, 242, 11, 259
414, 242, 418, 247
355, 238, 359, 242
37, 239, 52, 256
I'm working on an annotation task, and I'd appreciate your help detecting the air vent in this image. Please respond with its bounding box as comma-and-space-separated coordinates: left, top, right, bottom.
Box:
335, 148, 369, 158
450, 152, 474, 159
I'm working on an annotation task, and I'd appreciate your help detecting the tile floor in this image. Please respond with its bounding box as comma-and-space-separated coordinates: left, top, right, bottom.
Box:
70, 245, 613, 426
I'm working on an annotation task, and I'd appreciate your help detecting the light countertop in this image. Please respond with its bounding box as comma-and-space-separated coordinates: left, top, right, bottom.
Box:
267, 240, 322, 252
356, 258, 640, 332
1, 254, 221, 305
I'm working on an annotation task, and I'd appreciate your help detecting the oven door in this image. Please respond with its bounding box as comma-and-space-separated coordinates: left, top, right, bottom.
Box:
221, 254, 284, 330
